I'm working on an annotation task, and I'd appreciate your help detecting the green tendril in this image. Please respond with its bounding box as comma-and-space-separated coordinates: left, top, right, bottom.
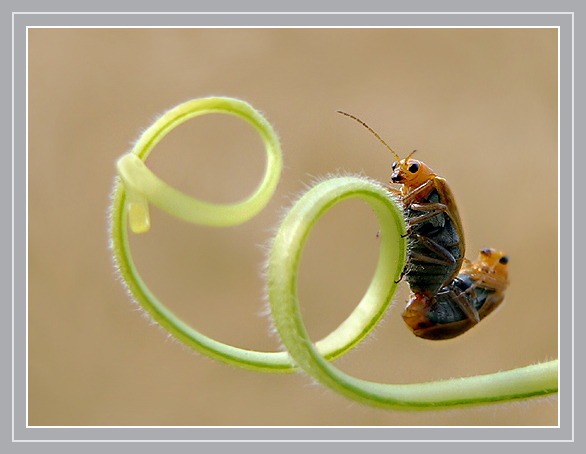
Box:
110, 97, 403, 373
109, 96, 558, 409
116, 97, 282, 231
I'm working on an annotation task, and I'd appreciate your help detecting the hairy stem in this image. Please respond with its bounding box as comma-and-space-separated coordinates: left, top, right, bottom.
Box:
110, 97, 403, 373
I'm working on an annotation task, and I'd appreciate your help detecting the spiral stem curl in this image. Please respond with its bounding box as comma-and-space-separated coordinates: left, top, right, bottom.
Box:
110, 97, 404, 373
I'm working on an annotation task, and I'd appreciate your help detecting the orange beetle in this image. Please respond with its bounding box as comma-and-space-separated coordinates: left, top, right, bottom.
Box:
402, 248, 510, 340
337, 111, 465, 297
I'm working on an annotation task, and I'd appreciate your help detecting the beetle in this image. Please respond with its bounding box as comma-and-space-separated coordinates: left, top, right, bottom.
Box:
337, 111, 465, 297
401, 248, 510, 340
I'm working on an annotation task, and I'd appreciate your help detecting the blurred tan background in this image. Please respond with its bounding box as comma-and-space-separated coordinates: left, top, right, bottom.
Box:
28, 28, 558, 427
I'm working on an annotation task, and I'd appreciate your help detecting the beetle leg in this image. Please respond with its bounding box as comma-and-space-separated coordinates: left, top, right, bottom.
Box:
400, 179, 435, 204
410, 202, 447, 212
408, 252, 453, 266
407, 202, 448, 226
394, 263, 412, 284
465, 273, 509, 293
448, 288, 480, 324
412, 233, 457, 265
383, 184, 401, 195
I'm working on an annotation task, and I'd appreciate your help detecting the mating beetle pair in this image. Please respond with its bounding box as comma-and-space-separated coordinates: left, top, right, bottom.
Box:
338, 111, 509, 340
402, 248, 509, 340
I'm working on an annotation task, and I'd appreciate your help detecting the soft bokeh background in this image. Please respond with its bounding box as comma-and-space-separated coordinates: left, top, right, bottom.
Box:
28, 28, 558, 426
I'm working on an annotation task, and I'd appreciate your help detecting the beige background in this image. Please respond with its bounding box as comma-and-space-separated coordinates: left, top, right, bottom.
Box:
28, 28, 558, 426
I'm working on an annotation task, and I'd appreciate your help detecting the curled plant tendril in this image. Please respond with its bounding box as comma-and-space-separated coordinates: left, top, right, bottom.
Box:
109, 96, 558, 409
110, 97, 403, 373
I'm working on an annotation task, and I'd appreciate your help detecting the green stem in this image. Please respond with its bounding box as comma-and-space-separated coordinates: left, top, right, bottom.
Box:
267, 175, 558, 409
116, 97, 282, 232
109, 97, 402, 373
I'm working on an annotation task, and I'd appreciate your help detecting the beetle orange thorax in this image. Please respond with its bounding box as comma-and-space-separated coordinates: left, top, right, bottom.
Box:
474, 248, 510, 282
390, 159, 437, 196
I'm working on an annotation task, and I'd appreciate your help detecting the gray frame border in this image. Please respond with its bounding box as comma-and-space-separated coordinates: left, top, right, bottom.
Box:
8, 4, 579, 448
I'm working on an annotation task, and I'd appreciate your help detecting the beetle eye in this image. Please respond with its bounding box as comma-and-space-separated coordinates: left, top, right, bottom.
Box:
391, 161, 398, 170
408, 162, 419, 173
499, 256, 509, 265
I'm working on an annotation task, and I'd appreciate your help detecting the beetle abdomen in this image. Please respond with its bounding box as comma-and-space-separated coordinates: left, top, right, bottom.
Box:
403, 190, 463, 296
427, 275, 492, 325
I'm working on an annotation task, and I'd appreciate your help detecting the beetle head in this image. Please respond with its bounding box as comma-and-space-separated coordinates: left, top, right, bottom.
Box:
475, 248, 509, 282
390, 151, 437, 189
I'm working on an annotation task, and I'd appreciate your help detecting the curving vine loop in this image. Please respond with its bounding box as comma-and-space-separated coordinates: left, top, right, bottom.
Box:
110, 97, 404, 373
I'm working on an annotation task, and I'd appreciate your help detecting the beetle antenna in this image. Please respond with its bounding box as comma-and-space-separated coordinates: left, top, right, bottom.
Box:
336, 110, 401, 162
405, 149, 417, 163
